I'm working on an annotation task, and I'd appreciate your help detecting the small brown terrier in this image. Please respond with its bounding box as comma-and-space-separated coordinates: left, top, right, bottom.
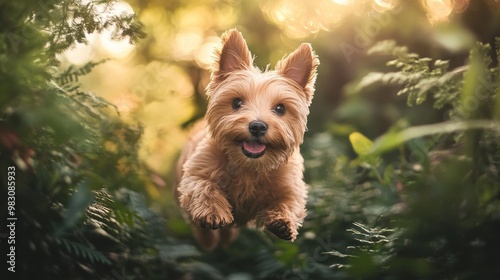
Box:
176, 29, 319, 250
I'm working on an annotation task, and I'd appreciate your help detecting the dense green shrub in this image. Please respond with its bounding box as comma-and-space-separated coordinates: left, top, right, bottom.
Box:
326, 39, 500, 279
0, 1, 181, 279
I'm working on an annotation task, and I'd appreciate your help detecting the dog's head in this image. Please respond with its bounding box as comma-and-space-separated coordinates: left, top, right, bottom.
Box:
205, 29, 319, 170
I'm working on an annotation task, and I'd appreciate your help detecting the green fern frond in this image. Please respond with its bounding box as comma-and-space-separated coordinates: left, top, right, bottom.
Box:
36, 0, 145, 55
92, 188, 141, 227
360, 40, 467, 108
327, 222, 398, 270
324, 250, 353, 258
58, 238, 111, 265
55, 60, 108, 85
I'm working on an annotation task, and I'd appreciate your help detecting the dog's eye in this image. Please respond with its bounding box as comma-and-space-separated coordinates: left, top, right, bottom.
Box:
232, 98, 243, 109
274, 104, 286, 116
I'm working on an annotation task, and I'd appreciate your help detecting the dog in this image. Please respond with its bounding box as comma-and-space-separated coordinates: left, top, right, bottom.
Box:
176, 29, 319, 250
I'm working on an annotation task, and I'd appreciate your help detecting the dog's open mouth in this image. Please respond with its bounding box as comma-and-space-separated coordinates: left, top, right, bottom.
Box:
242, 140, 266, 158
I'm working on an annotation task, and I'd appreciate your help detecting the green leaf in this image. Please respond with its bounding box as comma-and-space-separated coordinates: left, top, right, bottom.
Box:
461, 45, 486, 120
349, 132, 373, 156
360, 120, 500, 160
59, 238, 111, 265
383, 164, 394, 185
56, 180, 94, 236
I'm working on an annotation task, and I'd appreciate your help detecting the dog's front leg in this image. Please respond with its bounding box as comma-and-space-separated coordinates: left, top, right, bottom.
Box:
262, 205, 301, 241
178, 176, 234, 229
258, 183, 308, 242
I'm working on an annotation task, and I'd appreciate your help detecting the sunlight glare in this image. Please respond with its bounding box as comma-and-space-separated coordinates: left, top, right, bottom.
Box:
263, 0, 352, 38
453, 0, 470, 13
373, 0, 398, 10
63, 1, 136, 63
63, 34, 97, 65
112, 93, 140, 114
423, 0, 454, 24
195, 36, 220, 69
99, 1, 136, 58
173, 30, 204, 60
331, 0, 352, 5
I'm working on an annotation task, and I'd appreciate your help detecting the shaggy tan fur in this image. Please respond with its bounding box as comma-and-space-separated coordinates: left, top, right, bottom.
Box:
176, 29, 319, 250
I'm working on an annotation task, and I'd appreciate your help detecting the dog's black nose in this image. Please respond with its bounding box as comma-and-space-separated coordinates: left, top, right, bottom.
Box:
249, 121, 268, 137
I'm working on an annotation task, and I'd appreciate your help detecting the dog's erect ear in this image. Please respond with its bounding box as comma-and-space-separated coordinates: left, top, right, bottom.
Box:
214, 29, 252, 80
276, 43, 319, 101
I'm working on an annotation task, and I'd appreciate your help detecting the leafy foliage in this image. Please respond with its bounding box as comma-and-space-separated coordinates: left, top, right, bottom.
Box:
325, 39, 500, 279
355, 40, 464, 108
0, 1, 176, 279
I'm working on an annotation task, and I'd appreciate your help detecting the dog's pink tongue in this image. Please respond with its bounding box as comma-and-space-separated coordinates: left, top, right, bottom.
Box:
243, 141, 266, 154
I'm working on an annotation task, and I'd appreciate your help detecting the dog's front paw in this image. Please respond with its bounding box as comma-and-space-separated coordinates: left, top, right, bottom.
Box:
194, 208, 234, 230
198, 215, 232, 229
266, 219, 297, 241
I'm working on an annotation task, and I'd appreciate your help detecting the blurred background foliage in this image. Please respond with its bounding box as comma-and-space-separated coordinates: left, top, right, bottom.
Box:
1, 0, 500, 279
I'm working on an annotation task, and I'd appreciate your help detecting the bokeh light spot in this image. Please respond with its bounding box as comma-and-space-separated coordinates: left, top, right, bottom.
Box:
422, 0, 454, 24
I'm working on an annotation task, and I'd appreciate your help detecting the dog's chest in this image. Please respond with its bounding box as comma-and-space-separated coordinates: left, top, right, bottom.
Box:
221, 172, 272, 224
